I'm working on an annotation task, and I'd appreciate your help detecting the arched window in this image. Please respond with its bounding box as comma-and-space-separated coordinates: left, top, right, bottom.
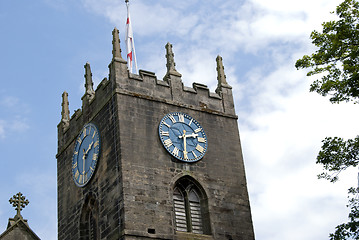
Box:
80, 195, 99, 240
173, 177, 210, 235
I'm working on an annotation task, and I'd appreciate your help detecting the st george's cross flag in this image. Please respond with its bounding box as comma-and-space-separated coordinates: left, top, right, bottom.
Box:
125, 0, 138, 73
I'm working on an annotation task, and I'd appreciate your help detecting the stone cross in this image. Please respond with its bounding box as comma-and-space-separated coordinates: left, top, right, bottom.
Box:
9, 192, 29, 219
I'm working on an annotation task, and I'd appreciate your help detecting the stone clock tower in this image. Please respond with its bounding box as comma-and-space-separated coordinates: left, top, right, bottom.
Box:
56, 28, 255, 240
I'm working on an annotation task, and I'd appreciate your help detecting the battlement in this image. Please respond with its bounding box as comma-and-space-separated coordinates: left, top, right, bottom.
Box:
57, 28, 236, 151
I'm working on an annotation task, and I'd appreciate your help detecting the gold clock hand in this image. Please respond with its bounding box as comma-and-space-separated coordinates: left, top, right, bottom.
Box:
85, 141, 94, 154
184, 131, 187, 152
82, 149, 86, 175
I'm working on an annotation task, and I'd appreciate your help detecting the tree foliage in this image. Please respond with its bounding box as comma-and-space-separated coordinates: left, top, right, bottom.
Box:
329, 188, 359, 240
295, 0, 359, 103
296, 0, 359, 239
317, 136, 359, 183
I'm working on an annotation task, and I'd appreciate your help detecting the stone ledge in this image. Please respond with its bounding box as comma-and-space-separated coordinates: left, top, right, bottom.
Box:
175, 231, 214, 240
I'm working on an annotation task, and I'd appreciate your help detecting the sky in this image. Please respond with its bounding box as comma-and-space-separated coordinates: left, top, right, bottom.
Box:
0, 0, 358, 239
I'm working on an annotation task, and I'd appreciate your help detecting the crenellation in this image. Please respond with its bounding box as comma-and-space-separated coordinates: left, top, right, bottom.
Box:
58, 30, 237, 132
96, 77, 110, 92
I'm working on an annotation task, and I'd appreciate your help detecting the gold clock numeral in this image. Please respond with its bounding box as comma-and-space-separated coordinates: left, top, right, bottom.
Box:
83, 128, 87, 137
197, 137, 206, 143
77, 138, 82, 144
79, 174, 83, 184
161, 131, 169, 136
178, 114, 184, 123
75, 170, 79, 179
72, 162, 77, 169
94, 141, 99, 148
74, 151, 78, 155
90, 166, 94, 171
172, 147, 179, 156
163, 121, 171, 128
192, 151, 198, 159
84, 174, 88, 183
169, 114, 176, 123
164, 139, 172, 147
196, 144, 205, 153
188, 118, 193, 126
92, 130, 96, 138
92, 153, 98, 160
183, 151, 188, 160
194, 128, 202, 133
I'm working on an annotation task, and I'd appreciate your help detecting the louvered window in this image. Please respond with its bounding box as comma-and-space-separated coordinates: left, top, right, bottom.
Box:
89, 211, 98, 240
173, 179, 209, 235
174, 188, 187, 232
80, 195, 99, 240
188, 190, 203, 234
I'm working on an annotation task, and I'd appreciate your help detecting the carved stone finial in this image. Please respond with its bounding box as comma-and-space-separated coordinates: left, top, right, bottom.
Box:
216, 55, 231, 94
165, 42, 181, 77
112, 27, 126, 62
9, 192, 29, 220
216, 55, 227, 85
61, 91, 70, 128
84, 62, 95, 101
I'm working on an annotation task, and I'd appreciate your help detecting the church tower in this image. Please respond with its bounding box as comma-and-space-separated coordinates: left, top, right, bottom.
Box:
56, 28, 255, 240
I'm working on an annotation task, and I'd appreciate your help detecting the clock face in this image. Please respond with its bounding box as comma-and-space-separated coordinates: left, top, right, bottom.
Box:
159, 112, 207, 162
72, 123, 100, 187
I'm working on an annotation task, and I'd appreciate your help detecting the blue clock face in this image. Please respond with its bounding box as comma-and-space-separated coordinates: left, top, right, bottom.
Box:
72, 123, 100, 187
159, 112, 207, 162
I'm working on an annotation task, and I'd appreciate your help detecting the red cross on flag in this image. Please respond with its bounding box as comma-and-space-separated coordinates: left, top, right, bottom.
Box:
125, 0, 138, 74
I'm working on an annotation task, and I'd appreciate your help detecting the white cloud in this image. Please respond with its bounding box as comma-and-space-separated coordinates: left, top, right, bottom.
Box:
0, 96, 19, 108
0, 120, 5, 139
0, 96, 30, 139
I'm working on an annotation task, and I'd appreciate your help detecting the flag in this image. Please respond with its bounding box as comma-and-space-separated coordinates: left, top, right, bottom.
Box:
125, 0, 138, 73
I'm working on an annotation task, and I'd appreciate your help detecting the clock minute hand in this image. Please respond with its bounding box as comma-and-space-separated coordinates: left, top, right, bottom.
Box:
181, 130, 188, 159
85, 141, 94, 155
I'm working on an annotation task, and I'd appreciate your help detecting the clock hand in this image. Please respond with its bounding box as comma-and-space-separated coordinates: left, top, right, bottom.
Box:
82, 149, 86, 175
183, 130, 187, 153
185, 133, 198, 138
85, 141, 94, 155
179, 130, 189, 159
178, 133, 198, 139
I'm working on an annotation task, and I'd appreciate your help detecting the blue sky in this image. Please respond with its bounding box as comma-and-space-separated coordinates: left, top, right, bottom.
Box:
1, 0, 359, 239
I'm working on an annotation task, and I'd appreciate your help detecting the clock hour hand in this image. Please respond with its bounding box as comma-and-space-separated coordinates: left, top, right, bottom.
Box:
178, 133, 198, 139
185, 133, 198, 138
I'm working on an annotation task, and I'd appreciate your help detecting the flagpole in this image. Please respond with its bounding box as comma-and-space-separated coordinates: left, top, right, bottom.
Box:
125, 0, 138, 74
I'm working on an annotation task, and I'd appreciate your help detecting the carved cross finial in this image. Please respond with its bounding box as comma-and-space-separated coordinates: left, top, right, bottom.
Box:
61, 91, 70, 128
9, 192, 29, 219
165, 42, 181, 77
84, 62, 95, 101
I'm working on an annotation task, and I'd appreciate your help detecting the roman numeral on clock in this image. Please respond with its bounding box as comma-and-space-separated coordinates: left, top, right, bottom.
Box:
164, 139, 172, 147
169, 114, 176, 123
161, 131, 169, 136
178, 114, 184, 123
172, 147, 179, 156
196, 144, 205, 153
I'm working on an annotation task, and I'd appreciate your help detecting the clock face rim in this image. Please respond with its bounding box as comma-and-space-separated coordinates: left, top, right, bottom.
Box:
158, 112, 207, 162
71, 123, 101, 187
